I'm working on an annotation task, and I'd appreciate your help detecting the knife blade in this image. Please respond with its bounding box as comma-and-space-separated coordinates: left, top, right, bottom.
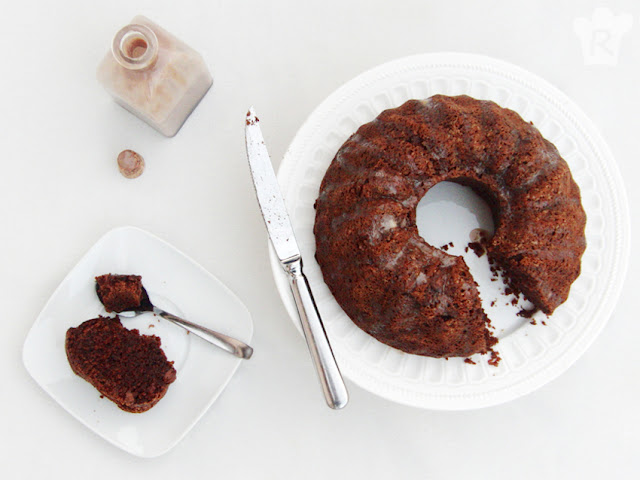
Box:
245, 107, 348, 409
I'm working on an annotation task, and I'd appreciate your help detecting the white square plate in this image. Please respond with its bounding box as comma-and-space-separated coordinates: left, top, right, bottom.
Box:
23, 226, 253, 457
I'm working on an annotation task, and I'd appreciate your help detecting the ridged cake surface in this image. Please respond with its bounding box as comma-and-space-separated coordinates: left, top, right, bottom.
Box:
313, 95, 586, 357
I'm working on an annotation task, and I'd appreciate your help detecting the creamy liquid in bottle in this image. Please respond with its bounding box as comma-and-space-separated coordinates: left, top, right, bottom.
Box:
97, 16, 213, 137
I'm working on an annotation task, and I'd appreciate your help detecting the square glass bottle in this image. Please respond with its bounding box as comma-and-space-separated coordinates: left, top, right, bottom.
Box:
97, 16, 213, 137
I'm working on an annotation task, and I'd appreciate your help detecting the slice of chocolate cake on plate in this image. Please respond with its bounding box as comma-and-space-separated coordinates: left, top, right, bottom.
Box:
65, 316, 176, 413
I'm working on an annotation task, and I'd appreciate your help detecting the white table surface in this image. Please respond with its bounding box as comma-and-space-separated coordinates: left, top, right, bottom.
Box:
1, 0, 638, 478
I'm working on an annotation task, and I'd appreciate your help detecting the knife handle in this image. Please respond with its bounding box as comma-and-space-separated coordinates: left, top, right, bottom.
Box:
286, 259, 349, 409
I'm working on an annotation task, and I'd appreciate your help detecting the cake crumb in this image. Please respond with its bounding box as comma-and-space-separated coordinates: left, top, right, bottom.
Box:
488, 349, 501, 367
245, 111, 259, 125
464, 358, 476, 365
517, 307, 539, 319
468, 241, 485, 257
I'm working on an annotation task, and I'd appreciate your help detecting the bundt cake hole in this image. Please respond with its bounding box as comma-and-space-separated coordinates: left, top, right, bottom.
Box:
415, 180, 495, 250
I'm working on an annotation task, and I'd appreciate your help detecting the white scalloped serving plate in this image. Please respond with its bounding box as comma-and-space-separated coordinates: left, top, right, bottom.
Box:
269, 53, 630, 410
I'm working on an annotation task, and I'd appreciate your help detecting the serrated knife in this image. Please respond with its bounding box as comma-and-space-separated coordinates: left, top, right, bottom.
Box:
245, 107, 348, 410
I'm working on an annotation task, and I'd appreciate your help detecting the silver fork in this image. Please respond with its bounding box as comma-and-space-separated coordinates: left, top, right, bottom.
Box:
118, 285, 253, 360
119, 307, 253, 359
96, 278, 254, 360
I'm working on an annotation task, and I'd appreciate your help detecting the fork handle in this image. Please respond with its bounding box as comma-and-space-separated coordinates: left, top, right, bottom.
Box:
155, 308, 253, 359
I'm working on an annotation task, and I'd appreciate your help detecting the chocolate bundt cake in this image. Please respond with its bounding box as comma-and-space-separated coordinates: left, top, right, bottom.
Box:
65, 316, 176, 412
313, 94, 586, 358
95, 274, 144, 313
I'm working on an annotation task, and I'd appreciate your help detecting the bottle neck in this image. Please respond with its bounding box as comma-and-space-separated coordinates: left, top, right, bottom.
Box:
111, 23, 159, 71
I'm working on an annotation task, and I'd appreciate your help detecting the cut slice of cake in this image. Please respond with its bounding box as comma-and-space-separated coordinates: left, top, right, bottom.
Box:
65, 316, 177, 413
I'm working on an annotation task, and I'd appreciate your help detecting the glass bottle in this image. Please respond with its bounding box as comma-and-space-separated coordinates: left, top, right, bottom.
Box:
97, 16, 213, 137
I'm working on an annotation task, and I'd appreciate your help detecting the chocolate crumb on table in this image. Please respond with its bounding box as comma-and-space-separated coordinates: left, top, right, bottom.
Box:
464, 358, 476, 365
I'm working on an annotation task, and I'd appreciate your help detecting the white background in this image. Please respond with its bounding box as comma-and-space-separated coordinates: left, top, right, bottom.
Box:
1, 0, 638, 478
